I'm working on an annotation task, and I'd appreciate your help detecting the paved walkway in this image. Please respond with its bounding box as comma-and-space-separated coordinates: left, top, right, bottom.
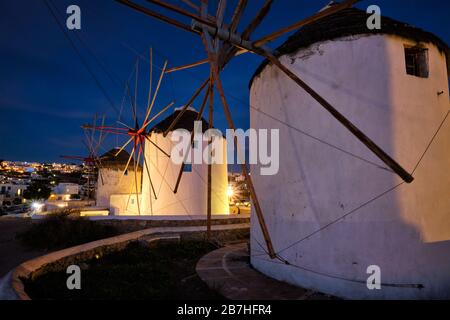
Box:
0, 216, 46, 300
196, 243, 334, 300
0, 216, 45, 278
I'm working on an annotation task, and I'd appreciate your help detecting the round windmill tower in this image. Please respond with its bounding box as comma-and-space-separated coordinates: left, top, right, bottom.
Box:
84, 48, 229, 218
249, 7, 450, 299
96, 148, 142, 210
140, 108, 229, 216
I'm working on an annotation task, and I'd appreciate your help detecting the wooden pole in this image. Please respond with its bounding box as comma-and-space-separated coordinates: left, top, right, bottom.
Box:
241, 0, 273, 40
253, 0, 360, 47
207, 81, 214, 240
229, 0, 248, 32
180, 0, 216, 21
195, 24, 414, 183
165, 58, 209, 74
145, 0, 216, 27
198, 9, 277, 257
163, 78, 209, 136
173, 85, 211, 193
116, 0, 199, 34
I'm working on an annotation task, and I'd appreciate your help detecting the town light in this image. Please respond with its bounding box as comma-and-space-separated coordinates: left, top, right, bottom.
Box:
31, 202, 44, 213
227, 185, 234, 198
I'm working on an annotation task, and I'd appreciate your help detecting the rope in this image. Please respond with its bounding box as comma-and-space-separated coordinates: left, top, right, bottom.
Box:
412, 109, 450, 175
275, 181, 405, 255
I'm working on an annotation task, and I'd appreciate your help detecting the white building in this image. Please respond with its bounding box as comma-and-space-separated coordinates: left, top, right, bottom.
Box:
96, 148, 142, 212
53, 183, 80, 197
140, 109, 229, 216
0, 182, 27, 201
249, 7, 450, 299
101, 109, 229, 217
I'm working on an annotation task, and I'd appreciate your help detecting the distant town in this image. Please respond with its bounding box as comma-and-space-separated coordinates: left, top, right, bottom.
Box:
0, 160, 250, 216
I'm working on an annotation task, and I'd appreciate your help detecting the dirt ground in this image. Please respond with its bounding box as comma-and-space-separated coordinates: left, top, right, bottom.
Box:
0, 216, 46, 278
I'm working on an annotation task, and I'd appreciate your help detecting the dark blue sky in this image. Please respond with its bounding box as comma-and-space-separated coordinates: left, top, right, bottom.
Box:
0, 0, 449, 162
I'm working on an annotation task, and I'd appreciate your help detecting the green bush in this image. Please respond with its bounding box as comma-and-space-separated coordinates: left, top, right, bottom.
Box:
17, 213, 119, 250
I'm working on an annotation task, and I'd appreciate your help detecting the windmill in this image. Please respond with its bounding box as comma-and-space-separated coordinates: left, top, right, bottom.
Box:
83, 49, 176, 216
113, 0, 415, 259
61, 114, 108, 199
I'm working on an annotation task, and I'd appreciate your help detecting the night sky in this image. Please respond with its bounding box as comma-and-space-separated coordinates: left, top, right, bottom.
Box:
0, 0, 449, 162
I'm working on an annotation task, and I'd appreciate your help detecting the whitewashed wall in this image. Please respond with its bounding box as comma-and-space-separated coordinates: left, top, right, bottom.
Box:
139, 132, 229, 216
250, 34, 450, 299
96, 167, 141, 210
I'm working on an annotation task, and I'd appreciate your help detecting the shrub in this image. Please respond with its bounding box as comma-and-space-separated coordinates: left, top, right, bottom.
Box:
17, 212, 119, 250
25, 241, 223, 300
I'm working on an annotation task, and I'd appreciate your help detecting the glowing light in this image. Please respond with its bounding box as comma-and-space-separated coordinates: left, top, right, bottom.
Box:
32, 202, 44, 212
227, 185, 234, 198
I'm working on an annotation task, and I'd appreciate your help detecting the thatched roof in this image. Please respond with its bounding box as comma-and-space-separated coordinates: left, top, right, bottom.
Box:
99, 148, 142, 171
250, 6, 449, 88
149, 109, 210, 134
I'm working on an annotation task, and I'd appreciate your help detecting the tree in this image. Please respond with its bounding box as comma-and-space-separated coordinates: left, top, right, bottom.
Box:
23, 181, 51, 201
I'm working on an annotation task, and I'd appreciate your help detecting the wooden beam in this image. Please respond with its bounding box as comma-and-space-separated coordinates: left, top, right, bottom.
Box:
163, 78, 209, 136
207, 81, 214, 240
215, 0, 227, 29
166, 50, 249, 75
116, 0, 198, 34
180, 0, 216, 21
193, 16, 414, 183
199, 16, 277, 258
165, 58, 209, 74
221, 0, 273, 67
229, 0, 248, 33
241, 0, 273, 40
181, 0, 199, 11
263, 52, 414, 183
214, 0, 227, 55
145, 0, 216, 27
173, 84, 211, 193
253, 0, 361, 47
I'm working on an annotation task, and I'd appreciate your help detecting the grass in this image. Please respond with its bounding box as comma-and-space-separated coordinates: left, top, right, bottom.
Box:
17, 212, 120, 250
24, 240, 223, 300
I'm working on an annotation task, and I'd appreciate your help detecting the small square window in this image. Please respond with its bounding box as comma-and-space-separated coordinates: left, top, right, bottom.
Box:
404, 47, 429, 78
183, 164, 192, 173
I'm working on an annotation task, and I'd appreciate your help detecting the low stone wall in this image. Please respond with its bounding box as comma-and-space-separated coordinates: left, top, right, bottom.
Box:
96, 216, 250, 233
10, 223, 250, 300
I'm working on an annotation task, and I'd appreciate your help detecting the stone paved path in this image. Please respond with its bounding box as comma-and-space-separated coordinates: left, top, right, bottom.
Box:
196, 243, 335, 300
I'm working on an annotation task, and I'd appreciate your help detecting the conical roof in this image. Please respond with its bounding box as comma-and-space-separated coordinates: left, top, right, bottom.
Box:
250, 6, 449, 87
99, 148, 142, 171
149, 109, 210, 134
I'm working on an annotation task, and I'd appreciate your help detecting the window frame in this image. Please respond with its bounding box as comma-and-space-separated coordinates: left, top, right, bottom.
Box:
404, 46, 429, 78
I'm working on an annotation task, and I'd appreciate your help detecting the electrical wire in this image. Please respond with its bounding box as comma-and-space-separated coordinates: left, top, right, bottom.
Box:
43, 0, 120, 116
